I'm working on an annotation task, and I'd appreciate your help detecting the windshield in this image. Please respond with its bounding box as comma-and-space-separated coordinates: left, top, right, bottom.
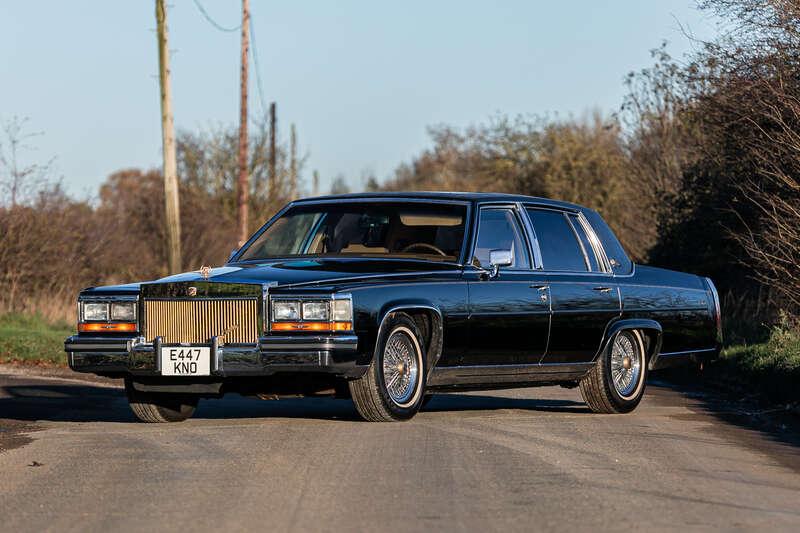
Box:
238, 202, 468, 262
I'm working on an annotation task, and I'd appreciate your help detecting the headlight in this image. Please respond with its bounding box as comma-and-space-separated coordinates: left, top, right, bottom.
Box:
110, 302, 136, 321
78, 299, 138, 334
270, 295, 353, 332
82, 302, 109, 321
332, 299, 352, 322
273, 300, 301, 321
302, 301, 329, 321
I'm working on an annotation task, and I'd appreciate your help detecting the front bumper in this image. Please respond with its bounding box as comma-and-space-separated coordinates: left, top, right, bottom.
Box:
64, 334, 365, 378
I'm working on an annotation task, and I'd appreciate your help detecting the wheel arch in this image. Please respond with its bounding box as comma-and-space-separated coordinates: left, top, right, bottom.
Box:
598, 318, 663, 370
374, 302, 444, 381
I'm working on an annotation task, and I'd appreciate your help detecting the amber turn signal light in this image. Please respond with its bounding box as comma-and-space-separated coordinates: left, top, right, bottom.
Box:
78, 322, 137, 333
271, 321, 352, 332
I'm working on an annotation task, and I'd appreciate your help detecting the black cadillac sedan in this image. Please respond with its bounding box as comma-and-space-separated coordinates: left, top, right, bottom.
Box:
65, 192, 722, 422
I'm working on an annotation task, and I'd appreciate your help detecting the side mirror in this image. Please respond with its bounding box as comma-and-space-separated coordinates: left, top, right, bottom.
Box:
228, 248, 238, 262
489, 249, 513, 278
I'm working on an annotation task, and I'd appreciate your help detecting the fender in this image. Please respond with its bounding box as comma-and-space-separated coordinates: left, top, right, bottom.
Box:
596, 318, 663, 370
373, 301, 444, 382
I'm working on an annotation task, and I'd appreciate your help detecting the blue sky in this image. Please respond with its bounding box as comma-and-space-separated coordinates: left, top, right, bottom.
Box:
0, 1, 718, 198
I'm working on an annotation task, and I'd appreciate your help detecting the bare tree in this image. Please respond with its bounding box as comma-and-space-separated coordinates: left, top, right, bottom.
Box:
694, 0, 800, 312
0, 117, 54, 207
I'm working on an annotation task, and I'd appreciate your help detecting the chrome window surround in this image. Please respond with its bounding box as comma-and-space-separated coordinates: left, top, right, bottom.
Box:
574, 213, 612, 273
517, 203, 614, 276
77, 295, 139, 324
470, 204, 535, 270
564, 213, 593, 272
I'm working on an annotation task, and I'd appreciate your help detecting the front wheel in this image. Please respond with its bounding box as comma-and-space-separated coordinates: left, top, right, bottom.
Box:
579, 330, 647, 414
125, 378, 198, 423
349, 313, 427, 422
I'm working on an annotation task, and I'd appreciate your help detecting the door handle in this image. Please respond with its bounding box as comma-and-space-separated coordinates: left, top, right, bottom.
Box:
592, 287, 613, 293
530, 285, 549, 302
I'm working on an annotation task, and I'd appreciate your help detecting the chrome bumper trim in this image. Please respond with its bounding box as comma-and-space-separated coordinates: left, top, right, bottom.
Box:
65, 334, 363, 378
259, 335, 358, 351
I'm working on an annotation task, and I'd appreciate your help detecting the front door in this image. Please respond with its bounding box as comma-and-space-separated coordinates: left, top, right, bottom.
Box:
464, 207, 550, 366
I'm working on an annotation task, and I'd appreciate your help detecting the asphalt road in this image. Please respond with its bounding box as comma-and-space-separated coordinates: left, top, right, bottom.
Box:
1, 370, 799, 532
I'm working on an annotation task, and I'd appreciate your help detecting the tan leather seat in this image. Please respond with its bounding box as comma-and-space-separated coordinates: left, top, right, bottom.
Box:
341, 243, 388, 254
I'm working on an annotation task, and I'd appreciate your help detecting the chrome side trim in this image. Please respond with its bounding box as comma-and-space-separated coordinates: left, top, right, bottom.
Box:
428, 362, 594, 386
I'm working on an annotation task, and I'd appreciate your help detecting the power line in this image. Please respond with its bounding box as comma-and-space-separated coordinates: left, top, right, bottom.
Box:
191, 0, 240, 32
191, 0, 267, 118
249, 6, 268, 116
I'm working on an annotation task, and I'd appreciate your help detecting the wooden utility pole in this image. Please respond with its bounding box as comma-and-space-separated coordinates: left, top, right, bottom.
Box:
155, 0, 182, 273
236, 0, 251, 246
289, 123, 297, 199
268, 101, 277, 199
312, 170, 320, 196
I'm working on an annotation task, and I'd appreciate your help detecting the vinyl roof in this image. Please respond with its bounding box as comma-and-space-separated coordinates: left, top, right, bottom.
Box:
294, 191, 585, 211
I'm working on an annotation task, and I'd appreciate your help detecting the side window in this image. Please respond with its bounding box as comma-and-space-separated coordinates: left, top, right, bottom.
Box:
525, 208, 588, 272
567, 213, 600, 272
472, 208, 531, 269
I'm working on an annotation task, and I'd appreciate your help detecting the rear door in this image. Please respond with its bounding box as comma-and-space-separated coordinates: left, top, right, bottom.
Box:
464, 206, 550, 366
525, 207, 621, 364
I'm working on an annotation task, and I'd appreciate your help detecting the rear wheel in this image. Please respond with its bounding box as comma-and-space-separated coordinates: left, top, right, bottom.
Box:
125, 378, 198, 423
579, 330, 647, 414
349, 313, 426, 422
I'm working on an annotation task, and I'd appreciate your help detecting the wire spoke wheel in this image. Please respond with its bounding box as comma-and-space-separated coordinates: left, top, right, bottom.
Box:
349, 313, 427, 422
382, 327, 421, 407
609, 332, 642, 399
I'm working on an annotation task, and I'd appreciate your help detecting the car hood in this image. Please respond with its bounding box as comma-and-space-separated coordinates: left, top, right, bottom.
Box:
83, 258, 461, 295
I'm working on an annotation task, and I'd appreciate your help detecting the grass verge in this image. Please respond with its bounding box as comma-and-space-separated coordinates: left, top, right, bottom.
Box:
711, 321, 800, 405
0, 313, 72, 366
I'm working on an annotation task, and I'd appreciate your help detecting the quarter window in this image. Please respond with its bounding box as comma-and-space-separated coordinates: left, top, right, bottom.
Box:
525, 208, 588, 272
568, 213, 600, 272
473, 209, 531, 269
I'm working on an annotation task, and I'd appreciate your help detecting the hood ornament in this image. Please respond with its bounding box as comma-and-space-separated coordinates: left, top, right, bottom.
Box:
198, 266, 212, 280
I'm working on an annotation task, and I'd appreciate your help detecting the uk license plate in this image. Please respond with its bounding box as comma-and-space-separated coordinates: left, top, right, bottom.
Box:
160, 346, 211, 376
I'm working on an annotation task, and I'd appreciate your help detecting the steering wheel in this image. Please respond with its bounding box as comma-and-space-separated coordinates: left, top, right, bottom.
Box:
401, 243, 447, 256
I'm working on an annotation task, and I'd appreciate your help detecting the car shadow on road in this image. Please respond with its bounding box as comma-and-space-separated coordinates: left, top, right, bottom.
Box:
0, 381, 588, 424
422, 393, 589, 414
650, 377, 800, 472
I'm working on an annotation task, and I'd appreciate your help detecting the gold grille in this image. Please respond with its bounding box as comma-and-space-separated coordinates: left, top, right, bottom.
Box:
143, 299, 260, 344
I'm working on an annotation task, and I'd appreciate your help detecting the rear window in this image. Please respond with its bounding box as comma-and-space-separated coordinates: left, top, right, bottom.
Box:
525, 208, 587, 272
